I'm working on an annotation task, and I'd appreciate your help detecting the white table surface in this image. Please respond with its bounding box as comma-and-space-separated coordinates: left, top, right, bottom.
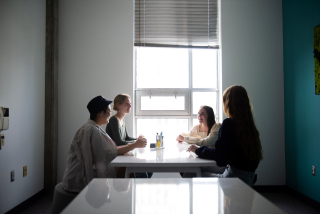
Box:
110, 142, 217, 177
62, 178, 284, 214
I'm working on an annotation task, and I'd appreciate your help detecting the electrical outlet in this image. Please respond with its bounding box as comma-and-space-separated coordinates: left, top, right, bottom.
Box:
23, 166, 27, 177
11, 170, 14, 182
312, 166, 316, 176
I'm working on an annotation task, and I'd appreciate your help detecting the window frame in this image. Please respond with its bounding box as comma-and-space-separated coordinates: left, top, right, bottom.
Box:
136, 90, 191, 116
134, 48, 221, 134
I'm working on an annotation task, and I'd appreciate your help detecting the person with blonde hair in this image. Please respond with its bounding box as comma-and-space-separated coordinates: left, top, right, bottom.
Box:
188, 86, 263, 186
106, 94, 137, 146
62, 96, 147, 193
106, 94, 152, 178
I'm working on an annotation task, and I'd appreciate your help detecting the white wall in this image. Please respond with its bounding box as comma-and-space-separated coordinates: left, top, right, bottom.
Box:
221, 0, 285, 185
58, 0, 134, 181
0, 0, 46, 213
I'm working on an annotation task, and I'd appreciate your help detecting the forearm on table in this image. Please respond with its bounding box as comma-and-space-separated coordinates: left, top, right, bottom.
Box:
124, 138, 135, 143
117, 144, 127, 148
195, 146, 216, 160
117, 143, 136, 155
184, 136, 200, 144
198, 134, 218, 147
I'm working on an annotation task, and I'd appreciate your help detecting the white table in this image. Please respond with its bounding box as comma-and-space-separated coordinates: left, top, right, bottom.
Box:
110, 142, 217, 178
62, 178, 284, 214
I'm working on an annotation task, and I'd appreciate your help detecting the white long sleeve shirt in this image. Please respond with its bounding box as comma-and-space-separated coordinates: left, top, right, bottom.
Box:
182, 123, 222, 147
62, 119, 118, 193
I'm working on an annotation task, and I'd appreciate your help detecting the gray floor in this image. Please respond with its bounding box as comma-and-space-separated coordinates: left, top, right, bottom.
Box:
16, 195, 53, 214
151, 172, 182, 178
260, 192, 320, 214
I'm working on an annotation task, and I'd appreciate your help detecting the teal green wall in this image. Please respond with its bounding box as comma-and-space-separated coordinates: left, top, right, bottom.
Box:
283, 0, 320, 203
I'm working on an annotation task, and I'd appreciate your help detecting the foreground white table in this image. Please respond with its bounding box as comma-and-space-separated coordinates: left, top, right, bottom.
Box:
62, 178, 284, 214
110, 142, 217, 177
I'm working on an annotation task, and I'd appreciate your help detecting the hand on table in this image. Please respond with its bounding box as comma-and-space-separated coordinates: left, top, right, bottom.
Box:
138, 134, 145, 139
187, 144, 199, 153
176, 135, 184, 143
134, 137, 147, 148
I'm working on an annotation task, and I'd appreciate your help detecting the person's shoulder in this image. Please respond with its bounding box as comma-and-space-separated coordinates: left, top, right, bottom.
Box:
86, 120, 100, 131
210, 122, 222, 131
192, 124, 200, 129
109, 115, 117, 121
221, 118, 235, 128
191, 124, 200, 131
223, 118, 233, 123
214, 122, 222, 128
108, 115, 118, 123
75, 120, 96, 138
81, 120, 96, 129
208, 122, 221, 134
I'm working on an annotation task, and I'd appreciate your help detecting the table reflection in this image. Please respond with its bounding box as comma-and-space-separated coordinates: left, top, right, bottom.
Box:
219, 179, 255, 214
81, 178, 220, 214
135, 179, 191, 214
63, 178, 284, 214
156, 149, 164, 162
192, 178, 220, 214
134, 178, 221, 214
85, 179, 111, 209
113, 178, 131, 193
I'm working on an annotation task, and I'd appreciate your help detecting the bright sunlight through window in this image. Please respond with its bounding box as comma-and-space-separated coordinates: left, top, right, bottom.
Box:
135, 47, 219, 143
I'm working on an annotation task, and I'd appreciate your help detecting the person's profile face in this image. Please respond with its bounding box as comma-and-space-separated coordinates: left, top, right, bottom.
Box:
197, 108, 208, 125
118, 98, 132, 114
101, 105, 112, 124
106, 105, 112, 122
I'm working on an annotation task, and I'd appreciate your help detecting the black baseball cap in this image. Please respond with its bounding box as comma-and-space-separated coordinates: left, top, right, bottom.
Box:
87, 95, 112, 120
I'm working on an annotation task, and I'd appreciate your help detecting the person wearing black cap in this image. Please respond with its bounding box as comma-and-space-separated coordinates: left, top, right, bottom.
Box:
62, 95, 147, 193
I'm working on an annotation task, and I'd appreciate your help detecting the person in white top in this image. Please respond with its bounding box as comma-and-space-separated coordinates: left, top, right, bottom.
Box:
62, 96, 147, 193
176, 105, 225, 176
176, 105, 222, 148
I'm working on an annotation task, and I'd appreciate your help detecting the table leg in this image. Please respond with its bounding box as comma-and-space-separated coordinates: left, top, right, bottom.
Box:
125, 168, 131, 178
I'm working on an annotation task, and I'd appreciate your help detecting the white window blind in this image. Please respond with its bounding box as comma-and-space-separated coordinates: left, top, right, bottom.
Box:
134, 0, 219, 48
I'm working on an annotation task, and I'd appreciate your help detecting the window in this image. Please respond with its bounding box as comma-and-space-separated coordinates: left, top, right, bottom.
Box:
135, 47, 220, 142
134, 0, 220, 142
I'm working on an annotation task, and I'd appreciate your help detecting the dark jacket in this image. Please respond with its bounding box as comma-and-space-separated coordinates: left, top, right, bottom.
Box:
195, 118, 259, 172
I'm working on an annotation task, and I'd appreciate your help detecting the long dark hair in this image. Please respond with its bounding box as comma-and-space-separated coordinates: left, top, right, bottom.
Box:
200, 105, 216, 136
223, 85, 263, 161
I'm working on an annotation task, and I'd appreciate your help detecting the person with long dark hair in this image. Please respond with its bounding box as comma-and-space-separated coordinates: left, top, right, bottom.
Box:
176, 105, 221, 148
177, 105, 225, 177
188, 86, 263, 186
